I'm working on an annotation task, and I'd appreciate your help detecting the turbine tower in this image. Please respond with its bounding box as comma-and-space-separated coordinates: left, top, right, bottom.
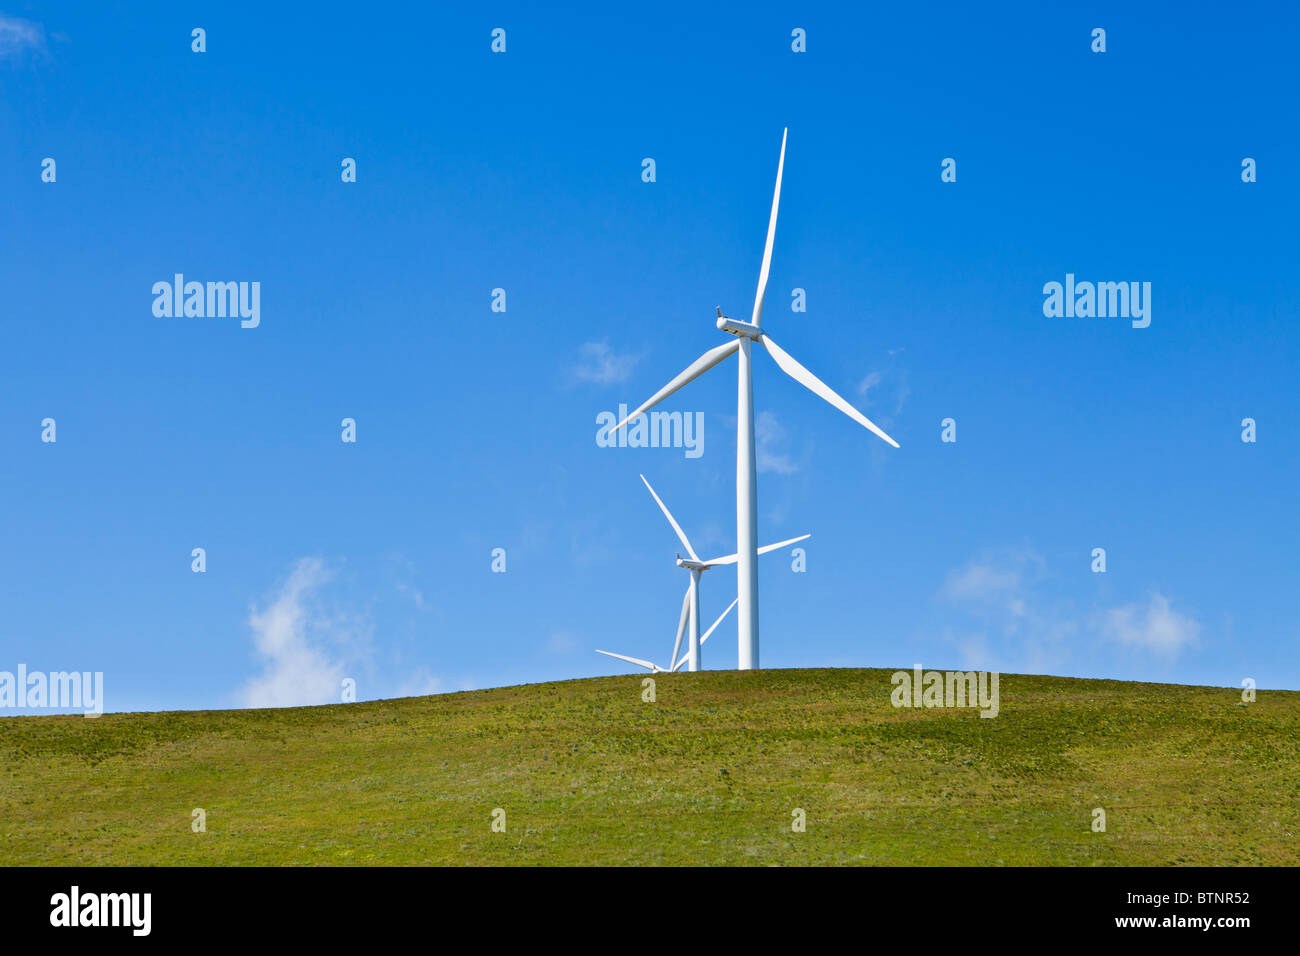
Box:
610, 129, 899, 669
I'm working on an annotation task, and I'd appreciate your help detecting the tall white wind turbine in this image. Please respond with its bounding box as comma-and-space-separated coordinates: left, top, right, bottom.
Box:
609, 129, 899, 670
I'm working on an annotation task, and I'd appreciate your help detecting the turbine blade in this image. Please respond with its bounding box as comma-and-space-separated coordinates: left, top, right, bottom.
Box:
609, 340, 740, 433
596, 649, 659, 671
700, 598, 738, 645
750, 127, 787, 328
757, 533, 811, 556
699, 535, 809, 567
761, 335, 900, 448
640, 474, 698, 561
669, 585, 690, 671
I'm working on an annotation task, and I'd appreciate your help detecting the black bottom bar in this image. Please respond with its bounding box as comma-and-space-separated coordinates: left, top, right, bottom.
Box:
0, 866, 1277, 942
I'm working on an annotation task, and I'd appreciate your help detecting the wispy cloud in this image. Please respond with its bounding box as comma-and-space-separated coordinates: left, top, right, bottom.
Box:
938, 548, 1201, 671
395, 668, 442, 697
1103, 593, 1200, 657
395, 581, 428, 610
571, 341, 642, 385
857, 349, 909, 419
0, 15, 46, 60
545, 629, 579, 655
857, 371, 883, 396
239, 558, 350, 708
756, 410, 797, 474
940, 549, 1055, 664
942, 548, 1044, 608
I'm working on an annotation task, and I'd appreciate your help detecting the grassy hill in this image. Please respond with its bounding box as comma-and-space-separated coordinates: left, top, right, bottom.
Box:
2, 668, 1297, 865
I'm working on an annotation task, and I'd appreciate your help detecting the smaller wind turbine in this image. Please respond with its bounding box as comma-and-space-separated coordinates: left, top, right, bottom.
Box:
595, 476, 809, 674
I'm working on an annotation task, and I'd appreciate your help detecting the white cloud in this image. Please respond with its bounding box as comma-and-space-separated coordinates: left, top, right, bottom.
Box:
857, 354, 909, 418
943, 562, 1020, 602
856, 371, 883, 397
239, 558, 349, 708
938, 550, 1073, 673
396, 581, 427, 610
1103, 593, 1200, 658
571, 341, 641, 385
891, 381, 911, 417
396, 668, 442, 697
546, 630, 579, 654
941, 548, 1044, 611
938, 549, 1201, 672
0, 15, 45, 60
756, 410, 797, 474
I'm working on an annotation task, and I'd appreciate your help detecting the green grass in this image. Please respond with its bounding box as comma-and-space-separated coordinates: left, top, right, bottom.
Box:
2, 669, 1297, 865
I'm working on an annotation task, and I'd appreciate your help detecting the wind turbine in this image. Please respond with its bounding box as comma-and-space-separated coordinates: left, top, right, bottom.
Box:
637, 473, 808, 671
609, 129, 899, 670
594, 475, 809, 674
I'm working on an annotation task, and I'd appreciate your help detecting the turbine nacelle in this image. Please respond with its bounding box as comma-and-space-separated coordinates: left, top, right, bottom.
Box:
716, 308, 762, 340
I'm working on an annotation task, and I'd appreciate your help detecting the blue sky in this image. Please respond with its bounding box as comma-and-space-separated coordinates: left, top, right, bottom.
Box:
2, 2, 1296, 713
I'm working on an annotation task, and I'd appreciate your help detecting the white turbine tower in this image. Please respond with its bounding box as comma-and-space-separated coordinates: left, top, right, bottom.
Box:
609, 129, 899, 670
596, 475, 809, 673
